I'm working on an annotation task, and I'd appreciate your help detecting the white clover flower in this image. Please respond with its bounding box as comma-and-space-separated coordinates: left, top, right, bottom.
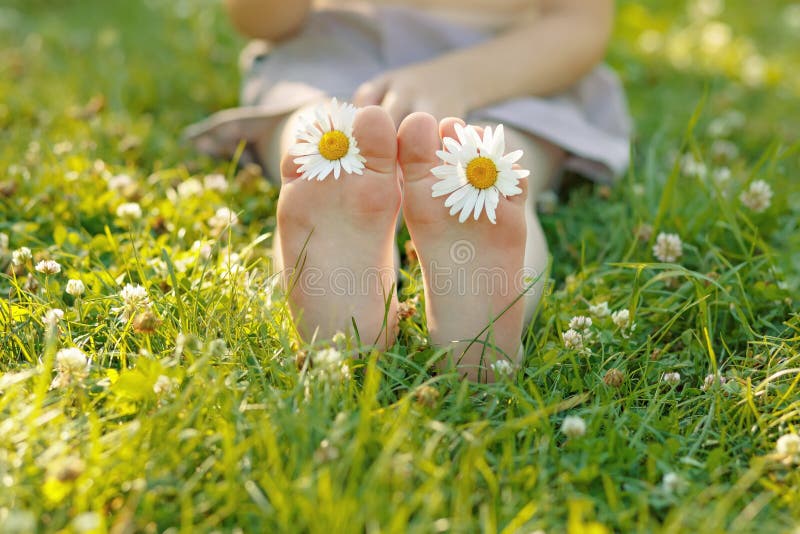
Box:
681, 153, 707, 179
331, 331, 347, 346
309, 347, 351, 383
107, 173, 135, 192
43, 308, 64, 327
72, 512, 102, 533
0, 232, 8, 254
208, 207, 239, 230
1, 510, 36, 533
662, 472, 682, 493
775, 433, 800, 463
66, 279, 85, 297
289, 98, 366, 181
611, 309, 631, 329
741, 54, 766, 87
711, 139, 739, 160
568, 315, 592, 332
711, 167, 731, 185
116, 202, 142, 221
113, 283, 151, 321
561, 415, 587, 439
51, 347, 89, 389
12, 247, 32, 267
153, 374, 179, 397
35, 259, 61, 275
491, 359, 514, 376
662, 372, 681, 385
177, 178, 203, 198
203, 173, 228, 192
315, 347, 343, 368
431, 123, 528, 224
589, 301, 610, 318
739, 180, 772, 213
191, 240, 214, 261
702, 373, 727, 391
653, 232, 683, 263
561, 329, 584, 350
208, 339, 228, 358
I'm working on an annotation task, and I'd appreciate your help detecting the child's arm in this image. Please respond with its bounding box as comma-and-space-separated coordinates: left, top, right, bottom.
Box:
224, 0, 312, 41
354, 0, 614, 125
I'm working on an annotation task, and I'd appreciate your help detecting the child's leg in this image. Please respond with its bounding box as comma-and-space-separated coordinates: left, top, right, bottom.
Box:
274, 105, 402, 347
398, 113, 563, 381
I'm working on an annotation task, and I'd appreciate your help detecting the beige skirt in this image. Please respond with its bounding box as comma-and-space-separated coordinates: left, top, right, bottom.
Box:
184, 5, 632, 182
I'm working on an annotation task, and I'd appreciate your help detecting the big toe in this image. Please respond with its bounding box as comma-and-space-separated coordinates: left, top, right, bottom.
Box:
398, 112, 442, 183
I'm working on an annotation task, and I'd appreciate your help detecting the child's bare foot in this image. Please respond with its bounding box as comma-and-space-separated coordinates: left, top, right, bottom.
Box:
398, 113, 529, 381
276, 106, 401, 346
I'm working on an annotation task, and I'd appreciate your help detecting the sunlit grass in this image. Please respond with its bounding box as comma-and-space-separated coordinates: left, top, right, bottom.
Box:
1, 0, 799, 532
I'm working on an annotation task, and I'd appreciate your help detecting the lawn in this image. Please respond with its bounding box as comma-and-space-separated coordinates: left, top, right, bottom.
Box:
1, 0, 799, 532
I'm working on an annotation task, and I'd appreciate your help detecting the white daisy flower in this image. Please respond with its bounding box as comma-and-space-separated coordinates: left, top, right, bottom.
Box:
431, 123, 528, 224
289, 98, 366, 181
739, 180, 772, 213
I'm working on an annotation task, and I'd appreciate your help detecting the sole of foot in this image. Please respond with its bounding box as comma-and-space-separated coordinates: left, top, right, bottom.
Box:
398, 113, 529, 382
276, 105, 401, 347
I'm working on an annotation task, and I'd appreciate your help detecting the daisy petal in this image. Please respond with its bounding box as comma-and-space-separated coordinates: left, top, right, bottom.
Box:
501, 149, 524, 165
459, 190, 478, 223
444, 185, 472, 207
473, 189, 485, 220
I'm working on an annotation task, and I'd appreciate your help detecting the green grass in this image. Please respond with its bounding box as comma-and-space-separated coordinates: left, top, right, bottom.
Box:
1, 0, 799, 532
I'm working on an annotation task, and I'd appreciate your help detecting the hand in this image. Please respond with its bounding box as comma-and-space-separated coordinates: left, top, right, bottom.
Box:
353, 62, 469, 126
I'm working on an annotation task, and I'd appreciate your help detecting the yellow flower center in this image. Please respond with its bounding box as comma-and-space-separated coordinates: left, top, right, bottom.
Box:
318, 130, 350, 161
465, 157, 498, 190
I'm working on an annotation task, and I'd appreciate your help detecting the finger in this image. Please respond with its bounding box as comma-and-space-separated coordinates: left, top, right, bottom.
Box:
353, 77, 388, 107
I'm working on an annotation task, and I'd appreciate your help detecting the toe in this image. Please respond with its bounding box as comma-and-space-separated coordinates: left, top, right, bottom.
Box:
398, 112, 441, 183
438, 117, 467, 141
353, 105, 397, 175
